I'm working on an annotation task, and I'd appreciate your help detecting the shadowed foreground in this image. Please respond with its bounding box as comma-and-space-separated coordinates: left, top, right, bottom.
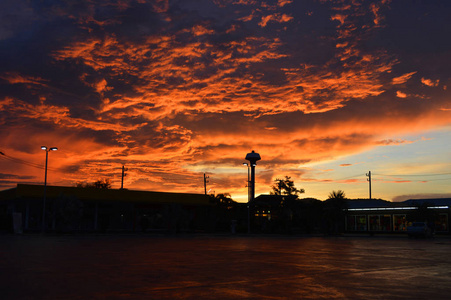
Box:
1, 235, 451, 299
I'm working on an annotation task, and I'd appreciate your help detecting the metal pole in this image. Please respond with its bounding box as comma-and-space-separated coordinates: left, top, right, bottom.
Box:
366, 171, 372, 200
250, 164, 256, 202
247, 164, 250, 234
245, 151, 261, 234
42, 150, 48, 232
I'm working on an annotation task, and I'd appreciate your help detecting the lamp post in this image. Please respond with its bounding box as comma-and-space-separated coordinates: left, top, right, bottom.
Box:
41, 146, 57, 232
243, 163, 250, 233
245, 150, 261, 234
245, 150, 261, 202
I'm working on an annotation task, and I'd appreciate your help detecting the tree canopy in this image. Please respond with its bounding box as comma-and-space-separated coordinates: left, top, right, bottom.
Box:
270, 176, 305, 196
76, 179, 112, 189
211, 193, 237, 209
328, 190, 346, 200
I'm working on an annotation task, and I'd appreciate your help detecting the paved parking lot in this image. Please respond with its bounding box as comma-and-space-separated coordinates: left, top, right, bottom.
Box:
1, 234, 451, 299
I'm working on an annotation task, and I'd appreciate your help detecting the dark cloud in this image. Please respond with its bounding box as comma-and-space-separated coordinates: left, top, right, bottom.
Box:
392, 193, 451, 203
0, 173, 35, 180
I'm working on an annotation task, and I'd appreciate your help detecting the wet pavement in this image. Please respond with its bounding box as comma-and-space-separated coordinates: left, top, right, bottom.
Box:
1, 234, 451, 299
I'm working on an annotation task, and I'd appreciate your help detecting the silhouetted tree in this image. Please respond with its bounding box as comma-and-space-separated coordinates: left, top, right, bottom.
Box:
323, 190, 348, 234
210, 193, 240, 232
76, 179, 112, 189
270, 176, 305, 196
328, 190, 346, 200
213, 193, 236, 209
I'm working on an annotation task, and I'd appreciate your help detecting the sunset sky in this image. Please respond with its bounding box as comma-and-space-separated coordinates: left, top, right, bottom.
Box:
1, 0, 450, 202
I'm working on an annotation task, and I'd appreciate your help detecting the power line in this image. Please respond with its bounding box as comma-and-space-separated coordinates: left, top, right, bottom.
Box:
373, 172, 451, 177
0, 151, 49, 170
334, 173, 365, 181
332, 172, 451, 181
373, 172, 451, 182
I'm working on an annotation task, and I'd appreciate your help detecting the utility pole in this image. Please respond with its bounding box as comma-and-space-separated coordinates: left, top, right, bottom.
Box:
204, 173, 209, 195
366, 171, 372, 200
121, 165, 127, 189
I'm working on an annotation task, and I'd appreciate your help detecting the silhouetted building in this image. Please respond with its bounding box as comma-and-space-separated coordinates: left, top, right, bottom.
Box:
0, 184, 212, 233
251, 196, 451, 235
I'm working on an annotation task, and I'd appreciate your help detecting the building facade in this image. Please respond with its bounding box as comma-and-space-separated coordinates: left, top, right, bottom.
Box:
0, 184, 212, 233
345, 199, 450, 234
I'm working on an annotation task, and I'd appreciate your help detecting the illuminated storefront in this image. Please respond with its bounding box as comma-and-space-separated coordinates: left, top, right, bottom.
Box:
345, 215, 367, 231
345, 199, 451, 234
393, 214, 407, 231
437, 213, 449, 232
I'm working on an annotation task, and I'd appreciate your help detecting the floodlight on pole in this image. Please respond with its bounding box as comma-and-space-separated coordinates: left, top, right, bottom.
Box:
245, 151, 261, 234
245, 150, 261, 203
41, 146, 57, 232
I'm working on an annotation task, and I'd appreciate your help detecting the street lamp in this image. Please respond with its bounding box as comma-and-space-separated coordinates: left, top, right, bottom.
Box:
245, 150, 261, 202
245, 150, 261, 234
41, 146, 57, 232
243, 163, 250, 233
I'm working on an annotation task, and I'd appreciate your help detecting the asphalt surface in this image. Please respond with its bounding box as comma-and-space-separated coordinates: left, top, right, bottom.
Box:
1, 234, 451, 299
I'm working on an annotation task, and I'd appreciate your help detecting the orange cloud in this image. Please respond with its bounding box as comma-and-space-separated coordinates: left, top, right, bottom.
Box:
369, 1, 389, 26
0, 72, 47, 86
396, 91, 407, 98
93, 79, 111, 94
421, 77, 439, 87
258, 13, 293, 27
191, 25, 215, 36
278, 0, 292, 7
331, 14, 346, 25
392, 71, 417, 85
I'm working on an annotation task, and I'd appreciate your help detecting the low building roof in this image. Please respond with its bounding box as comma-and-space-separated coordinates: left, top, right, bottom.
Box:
0, 184, 211, 206
346, 199, 392, 209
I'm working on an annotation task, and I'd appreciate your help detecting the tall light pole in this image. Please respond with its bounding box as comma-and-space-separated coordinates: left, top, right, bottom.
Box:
245, 150, 261, 202
41, 146, 57, 232
243, 163, 250, 233
245, 150, 261, 234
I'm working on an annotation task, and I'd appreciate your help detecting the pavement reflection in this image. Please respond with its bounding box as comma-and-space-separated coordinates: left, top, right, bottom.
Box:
1, 235, 451, 299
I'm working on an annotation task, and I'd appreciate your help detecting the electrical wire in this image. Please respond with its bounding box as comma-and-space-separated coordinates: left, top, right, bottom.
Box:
372, 172, 451, 183
334, 173, 366, 181
0, 151, 58, 171
373, 172, 451, 177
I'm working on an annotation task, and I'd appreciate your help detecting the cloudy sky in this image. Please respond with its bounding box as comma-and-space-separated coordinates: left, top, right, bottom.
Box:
1, 0, 450, 202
